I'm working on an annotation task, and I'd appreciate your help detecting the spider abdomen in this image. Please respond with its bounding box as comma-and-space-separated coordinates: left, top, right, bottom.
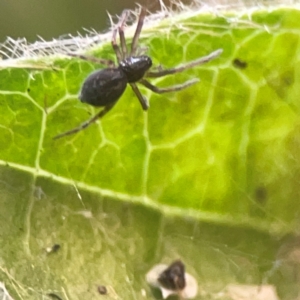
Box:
119, 55, 152, 83
79, 68, 128, 107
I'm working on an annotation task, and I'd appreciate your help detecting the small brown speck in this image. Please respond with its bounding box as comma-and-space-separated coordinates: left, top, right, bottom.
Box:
46, 244, 61, 255
233, 58, 248, 69
98, 285, 107, 295
255, 186, 267, 205
47, 293, 63, 300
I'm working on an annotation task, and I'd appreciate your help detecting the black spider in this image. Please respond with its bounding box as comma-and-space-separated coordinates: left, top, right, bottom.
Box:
54, 7, 222, 139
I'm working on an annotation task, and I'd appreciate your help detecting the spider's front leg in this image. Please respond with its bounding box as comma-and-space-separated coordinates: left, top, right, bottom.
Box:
111, 9, 130, 61
130, 7, 147, 56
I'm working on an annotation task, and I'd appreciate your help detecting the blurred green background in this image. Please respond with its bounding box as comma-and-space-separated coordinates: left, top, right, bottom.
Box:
0, 0, 192, 43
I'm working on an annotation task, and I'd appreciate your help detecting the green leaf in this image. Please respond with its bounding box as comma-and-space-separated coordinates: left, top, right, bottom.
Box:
0, 5, 300, 300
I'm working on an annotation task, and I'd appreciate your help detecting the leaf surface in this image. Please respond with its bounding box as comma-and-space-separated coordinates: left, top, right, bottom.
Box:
0, 6, 300, 299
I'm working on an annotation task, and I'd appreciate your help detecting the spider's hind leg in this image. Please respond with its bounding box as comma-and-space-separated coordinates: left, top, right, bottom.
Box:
53, 102, 116, 140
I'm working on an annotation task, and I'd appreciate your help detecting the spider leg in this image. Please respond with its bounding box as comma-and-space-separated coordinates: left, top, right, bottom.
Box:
53, 102, 116, 140
66, 53, 116, 67
118, 10, 130, 59
112, 10, 130, 62
130, 7, 147, 56
139, 78, 199, 94
129, 83, 149, 110
146, 49, 223, 78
